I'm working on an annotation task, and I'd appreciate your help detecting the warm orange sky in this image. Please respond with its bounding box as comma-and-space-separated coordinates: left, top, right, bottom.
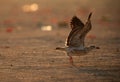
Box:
0, 0, 119, 22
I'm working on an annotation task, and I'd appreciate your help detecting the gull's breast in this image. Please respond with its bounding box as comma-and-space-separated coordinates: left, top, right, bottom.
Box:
67, 46, 87, 56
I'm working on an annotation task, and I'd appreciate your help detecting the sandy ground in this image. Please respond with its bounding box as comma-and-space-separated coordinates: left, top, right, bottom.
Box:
0, 24, 120, 82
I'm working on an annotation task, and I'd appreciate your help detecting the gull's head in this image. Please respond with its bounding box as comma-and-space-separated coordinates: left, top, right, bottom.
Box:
90, 45, 100, 49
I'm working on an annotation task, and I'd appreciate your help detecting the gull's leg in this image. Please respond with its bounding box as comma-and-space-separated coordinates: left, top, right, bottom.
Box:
69, 56, 73, 65
67, 52, 74, 65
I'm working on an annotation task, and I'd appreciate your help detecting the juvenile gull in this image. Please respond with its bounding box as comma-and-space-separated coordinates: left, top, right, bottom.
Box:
56, 12, 99, 64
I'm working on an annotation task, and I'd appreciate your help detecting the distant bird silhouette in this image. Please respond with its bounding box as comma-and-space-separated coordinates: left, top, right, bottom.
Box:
56, 12, 99, 65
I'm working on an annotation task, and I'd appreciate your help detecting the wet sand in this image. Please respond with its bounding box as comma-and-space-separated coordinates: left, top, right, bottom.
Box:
0, 25, 120, 82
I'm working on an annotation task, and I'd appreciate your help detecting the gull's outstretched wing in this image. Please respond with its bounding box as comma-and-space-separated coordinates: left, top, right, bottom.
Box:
66, 16, 84, 47
79, 12, 92, 38
66, 13, 92, 47
70, 16, 84, 29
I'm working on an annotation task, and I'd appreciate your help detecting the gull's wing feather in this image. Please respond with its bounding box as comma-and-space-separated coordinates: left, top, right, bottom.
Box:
70, 16, 84, 29
66, 13, 92, 47
80, 12, 92, 37
66, 16, 84, 46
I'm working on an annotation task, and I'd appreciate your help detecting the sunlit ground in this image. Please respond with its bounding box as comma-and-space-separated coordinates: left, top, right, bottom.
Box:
0, 0, 120, 82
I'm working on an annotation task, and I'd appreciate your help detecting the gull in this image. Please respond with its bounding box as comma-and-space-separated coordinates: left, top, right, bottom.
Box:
56, 12, 99, 65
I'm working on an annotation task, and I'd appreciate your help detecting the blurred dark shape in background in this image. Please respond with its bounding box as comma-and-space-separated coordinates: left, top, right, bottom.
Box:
0, 0, 119, 31
57, 21, 68, 28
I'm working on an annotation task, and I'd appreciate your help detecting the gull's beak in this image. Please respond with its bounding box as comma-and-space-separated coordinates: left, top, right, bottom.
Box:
96, 46, 100, 49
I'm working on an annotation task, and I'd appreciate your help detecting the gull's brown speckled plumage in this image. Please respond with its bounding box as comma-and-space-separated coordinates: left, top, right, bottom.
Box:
66, 12, 92, 48
56, 12, 99, 65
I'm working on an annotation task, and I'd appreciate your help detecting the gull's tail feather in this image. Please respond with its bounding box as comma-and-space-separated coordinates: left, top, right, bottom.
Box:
56, 47, 66, 51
